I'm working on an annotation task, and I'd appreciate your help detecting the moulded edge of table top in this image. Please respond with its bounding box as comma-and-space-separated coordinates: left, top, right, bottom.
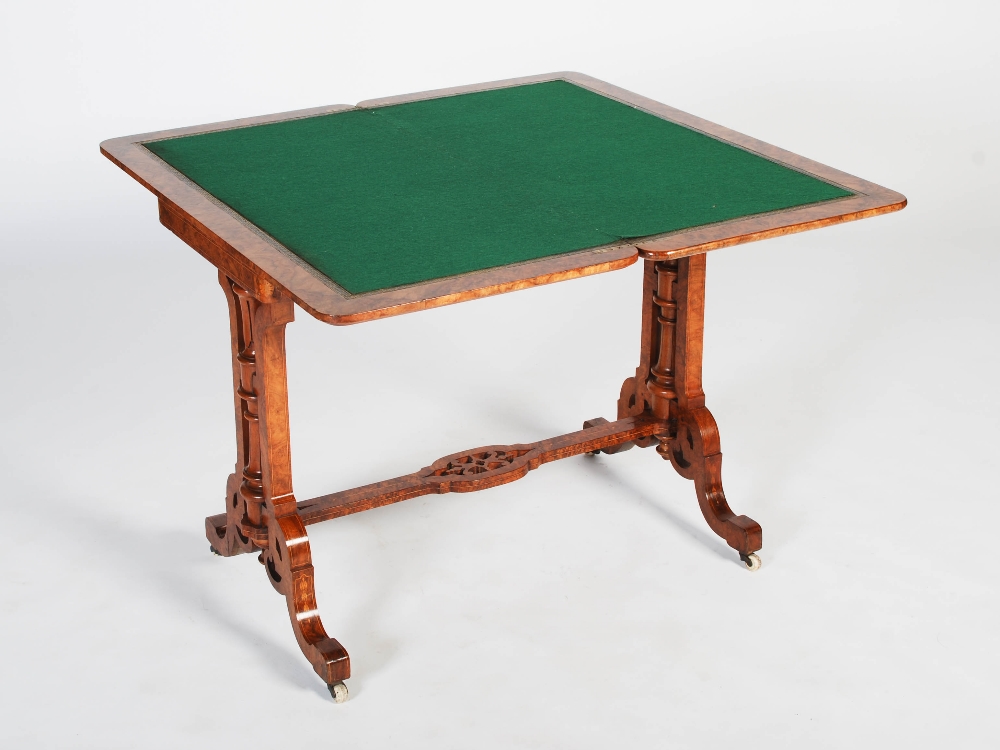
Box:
100, 71, 906, 325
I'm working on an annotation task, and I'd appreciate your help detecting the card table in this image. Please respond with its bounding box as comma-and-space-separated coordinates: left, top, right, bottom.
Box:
101, 72, 905, 702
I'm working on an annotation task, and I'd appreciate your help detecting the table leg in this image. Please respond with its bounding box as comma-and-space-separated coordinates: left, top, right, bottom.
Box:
207, 273, 265, 556
208, 273, 351, 700
619, 257, 762, 569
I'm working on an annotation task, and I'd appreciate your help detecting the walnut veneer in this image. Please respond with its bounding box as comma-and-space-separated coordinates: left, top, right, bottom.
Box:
101, 72, 905, 702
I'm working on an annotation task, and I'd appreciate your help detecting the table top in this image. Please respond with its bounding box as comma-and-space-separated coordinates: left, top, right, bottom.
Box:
101, 72, 905, 324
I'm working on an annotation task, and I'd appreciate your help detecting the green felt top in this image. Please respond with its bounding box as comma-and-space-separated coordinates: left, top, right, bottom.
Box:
145, 81, 852, 295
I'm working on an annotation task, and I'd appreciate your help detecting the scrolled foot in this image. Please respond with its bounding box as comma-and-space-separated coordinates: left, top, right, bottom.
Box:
663, 407, 763, 555
740, 552, 761, 572
328, 681, 349, 703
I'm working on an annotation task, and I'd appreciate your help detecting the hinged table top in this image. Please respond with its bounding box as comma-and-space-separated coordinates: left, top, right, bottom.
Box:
101, 72, 905, 324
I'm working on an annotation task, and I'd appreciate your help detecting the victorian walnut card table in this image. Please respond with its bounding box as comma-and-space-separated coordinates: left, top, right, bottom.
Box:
101, 72, 905, 703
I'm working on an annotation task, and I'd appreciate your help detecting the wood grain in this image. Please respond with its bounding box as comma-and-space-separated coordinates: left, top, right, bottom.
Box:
207, 414, 664, 538
616, 260, 660, 449
101, 71, 904, 326
102, 132, 638, 324
606, 255, 762, 555
114, 71, 909, 695
558, 73, 906, 260
206, 277, 350, 685
294, 415, 663, 525
646, 256, 761, 555
206, 274, 267, 555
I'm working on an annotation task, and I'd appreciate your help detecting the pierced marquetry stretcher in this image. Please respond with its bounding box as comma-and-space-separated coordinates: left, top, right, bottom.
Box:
101, 72, 905, 702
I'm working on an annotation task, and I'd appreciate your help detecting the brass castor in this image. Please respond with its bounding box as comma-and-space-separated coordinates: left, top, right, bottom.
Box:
329, 681, 349, 703
740, 552, 762, 571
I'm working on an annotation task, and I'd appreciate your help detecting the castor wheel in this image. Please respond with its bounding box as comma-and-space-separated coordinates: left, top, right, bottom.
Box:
209, 544, 222, 557
328, 681, 349, 703
740, 552, 761, 571
589, 449, 601, 456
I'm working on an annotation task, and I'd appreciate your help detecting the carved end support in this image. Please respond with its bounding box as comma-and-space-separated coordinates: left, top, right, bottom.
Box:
623, 256, 762, 557
646, 260, 680, 420
210, 271, 351, 688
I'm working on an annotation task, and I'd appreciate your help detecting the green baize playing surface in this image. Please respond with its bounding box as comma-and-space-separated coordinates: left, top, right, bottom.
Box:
145, 81, 852, 295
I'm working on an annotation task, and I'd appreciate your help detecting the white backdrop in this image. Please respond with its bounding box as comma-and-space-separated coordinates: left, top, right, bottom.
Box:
1, 1, 998, 747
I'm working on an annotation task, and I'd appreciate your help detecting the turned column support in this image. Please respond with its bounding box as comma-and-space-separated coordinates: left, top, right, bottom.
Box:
646, 259, 679, 419
234, 284, 266, 539
207, 274, 266, 555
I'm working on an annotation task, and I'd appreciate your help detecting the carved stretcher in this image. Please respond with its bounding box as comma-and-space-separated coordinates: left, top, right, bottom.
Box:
101, 72, 905, 702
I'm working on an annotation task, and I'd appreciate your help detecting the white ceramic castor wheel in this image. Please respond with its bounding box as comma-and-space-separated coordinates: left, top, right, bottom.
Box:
329, 681, 349, 703
741, 552, 762, 571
